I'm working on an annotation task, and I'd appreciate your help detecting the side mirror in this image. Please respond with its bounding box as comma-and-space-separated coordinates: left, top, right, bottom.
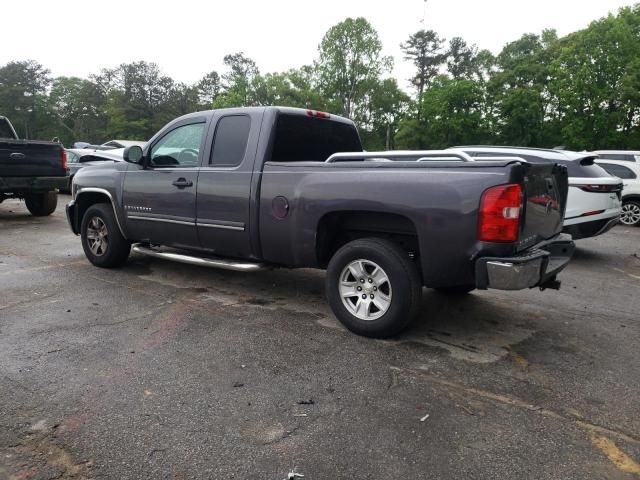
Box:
123, 145, 144, 164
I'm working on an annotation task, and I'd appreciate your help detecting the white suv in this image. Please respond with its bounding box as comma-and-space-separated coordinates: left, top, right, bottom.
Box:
456, 147, 622, 239
595, 159, 640, 226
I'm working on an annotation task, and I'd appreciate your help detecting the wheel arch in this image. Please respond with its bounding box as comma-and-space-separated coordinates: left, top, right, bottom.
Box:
75, 188, 127, 239
315, 210, 420, 269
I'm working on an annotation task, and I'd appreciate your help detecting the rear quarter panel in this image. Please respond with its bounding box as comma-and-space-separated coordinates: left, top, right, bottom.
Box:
258, 163, 513, 287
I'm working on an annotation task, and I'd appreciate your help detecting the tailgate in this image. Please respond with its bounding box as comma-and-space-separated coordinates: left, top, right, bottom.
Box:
518, 162, 568, 250
0, 140, 65, 177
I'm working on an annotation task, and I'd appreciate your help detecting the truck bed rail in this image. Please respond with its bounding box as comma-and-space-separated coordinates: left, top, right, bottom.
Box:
325, 149, 475, 163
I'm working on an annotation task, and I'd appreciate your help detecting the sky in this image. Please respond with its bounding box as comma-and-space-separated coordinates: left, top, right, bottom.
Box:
3, 0, 636, 89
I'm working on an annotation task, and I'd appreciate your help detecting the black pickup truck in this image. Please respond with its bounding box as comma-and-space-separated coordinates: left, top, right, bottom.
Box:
66, 107, 574, 337
1, 115, 67, 216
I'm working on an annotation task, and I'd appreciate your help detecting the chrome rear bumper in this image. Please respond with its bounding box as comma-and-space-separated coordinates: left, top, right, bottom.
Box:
475, 234, 575, 291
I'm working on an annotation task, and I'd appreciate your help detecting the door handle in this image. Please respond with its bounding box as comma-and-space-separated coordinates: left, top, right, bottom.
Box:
10, 152, 25, 160
172, 178, 193, 188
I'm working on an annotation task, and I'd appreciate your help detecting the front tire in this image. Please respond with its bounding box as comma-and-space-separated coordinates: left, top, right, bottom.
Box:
81, 204, 131, 268
621, 200, 640, 226
326, 238, 421, 338
24, 191, 57, 216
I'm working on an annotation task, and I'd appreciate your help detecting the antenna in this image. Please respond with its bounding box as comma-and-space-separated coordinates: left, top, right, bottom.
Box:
420, 0, 428, 26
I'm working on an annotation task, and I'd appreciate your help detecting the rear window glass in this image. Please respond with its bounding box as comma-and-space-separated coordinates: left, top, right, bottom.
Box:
270, 114, 362, 162
597, 153, 635, 162
556, 161, 610, 178
210, 115, 251, 167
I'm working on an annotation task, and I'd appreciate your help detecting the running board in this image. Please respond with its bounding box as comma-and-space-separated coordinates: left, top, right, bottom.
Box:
132, 244, 268, 272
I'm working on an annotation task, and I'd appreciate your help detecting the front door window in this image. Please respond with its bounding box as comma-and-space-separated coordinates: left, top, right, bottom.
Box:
150, 123, 205, 167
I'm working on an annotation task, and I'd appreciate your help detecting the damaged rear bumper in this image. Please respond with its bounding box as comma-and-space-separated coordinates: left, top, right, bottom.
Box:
475, 234, 575, 291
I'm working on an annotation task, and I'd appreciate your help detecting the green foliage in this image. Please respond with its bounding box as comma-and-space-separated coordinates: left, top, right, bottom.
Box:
401, 30, 446, 99
396, 76, 489, 149
317, 17, 392, 121
0, 60, 51, 139
0, 6, 638, 152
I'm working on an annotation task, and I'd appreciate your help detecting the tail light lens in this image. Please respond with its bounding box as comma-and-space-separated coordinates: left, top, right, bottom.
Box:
478, 184, 523, 243
574, 184, 622, 193
60, 149, 68, 170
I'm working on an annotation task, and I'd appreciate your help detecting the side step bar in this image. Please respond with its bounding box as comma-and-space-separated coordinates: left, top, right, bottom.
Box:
132, 244, 268, 272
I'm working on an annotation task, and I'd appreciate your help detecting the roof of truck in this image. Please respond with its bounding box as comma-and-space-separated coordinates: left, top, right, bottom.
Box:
175, 106, 354, 125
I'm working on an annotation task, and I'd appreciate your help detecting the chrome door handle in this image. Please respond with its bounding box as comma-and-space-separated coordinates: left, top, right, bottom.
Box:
172, 178, 193, 188
9, 152, 25, 160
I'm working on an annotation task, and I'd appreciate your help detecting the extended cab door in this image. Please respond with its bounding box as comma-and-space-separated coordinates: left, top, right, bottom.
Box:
196, 111, 262, 257
122, 118, 208, 249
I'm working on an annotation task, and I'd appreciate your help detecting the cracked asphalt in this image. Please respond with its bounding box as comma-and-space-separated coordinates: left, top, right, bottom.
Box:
1, 195, 639, 479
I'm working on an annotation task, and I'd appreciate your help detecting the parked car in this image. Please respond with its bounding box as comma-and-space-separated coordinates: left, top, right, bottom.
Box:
66, 107, 574, 338
64, 148, 124, 192
593, 150, 640, 163
101, 140, 146, 149
0, 115, 68, 216
595, 159, 640, 226
455, 147, 622, 239
72, 142, 118, 151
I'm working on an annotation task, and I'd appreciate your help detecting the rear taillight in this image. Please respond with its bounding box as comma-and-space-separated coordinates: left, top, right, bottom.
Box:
478, 184, 523, 243
574, 184, 622, 193
61, 149, 68, 170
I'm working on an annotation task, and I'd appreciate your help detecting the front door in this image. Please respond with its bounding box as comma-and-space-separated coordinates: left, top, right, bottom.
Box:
123, 120, 207, 249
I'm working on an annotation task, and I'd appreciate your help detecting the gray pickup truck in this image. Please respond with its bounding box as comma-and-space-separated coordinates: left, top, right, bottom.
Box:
1, 115, 68, 216
66, 107, 574, 337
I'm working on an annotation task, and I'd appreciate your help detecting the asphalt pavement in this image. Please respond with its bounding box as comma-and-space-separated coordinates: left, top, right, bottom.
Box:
1, 196, 639, 479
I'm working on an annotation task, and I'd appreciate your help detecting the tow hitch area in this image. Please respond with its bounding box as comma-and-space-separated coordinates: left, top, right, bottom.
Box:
539, 276, 561, 291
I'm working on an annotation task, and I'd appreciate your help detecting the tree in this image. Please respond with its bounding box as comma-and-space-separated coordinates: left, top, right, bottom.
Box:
250, 68, 327, 109
48, 76, 107, 145
489, 33, 551, 146
0, 60, 51, 138
317, 17, 392, 121
92, 61, 191, 139
215, 52, 260, 107
446, 37, 478, 80
360, 79, 410, 150
548, 7, 640, 149
396, 76, 489, 149
400, 30, 446, 99
195, 71, 222, 107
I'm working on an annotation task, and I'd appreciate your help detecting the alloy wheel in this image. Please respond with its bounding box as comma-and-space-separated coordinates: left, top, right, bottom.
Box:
86, 216, 109, 256
621, 203, 640, 226
339, 259, 392, 320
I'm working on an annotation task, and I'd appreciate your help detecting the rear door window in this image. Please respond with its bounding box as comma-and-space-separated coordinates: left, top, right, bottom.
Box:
210, 115, 251, 167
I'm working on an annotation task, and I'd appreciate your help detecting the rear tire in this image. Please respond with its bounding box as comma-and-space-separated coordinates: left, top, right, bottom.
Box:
621, 200, 640, 226
24, 191, 57, 216
81, 204, 131, 268
326, 238, 421, 338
